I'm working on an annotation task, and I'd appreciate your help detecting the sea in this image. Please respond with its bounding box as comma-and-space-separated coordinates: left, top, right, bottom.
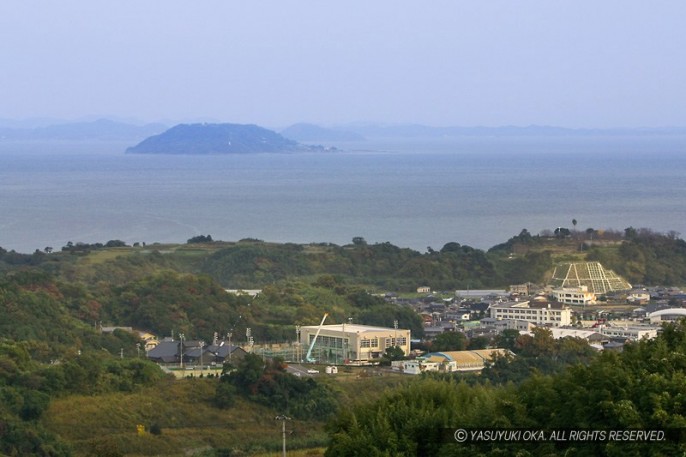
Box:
1, 135, 685, 254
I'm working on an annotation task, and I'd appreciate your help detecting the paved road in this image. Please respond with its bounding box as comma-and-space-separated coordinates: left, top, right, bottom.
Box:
286, 363, 319, 377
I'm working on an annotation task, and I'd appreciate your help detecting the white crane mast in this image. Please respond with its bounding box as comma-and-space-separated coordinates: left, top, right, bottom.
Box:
305, 313, 328, 363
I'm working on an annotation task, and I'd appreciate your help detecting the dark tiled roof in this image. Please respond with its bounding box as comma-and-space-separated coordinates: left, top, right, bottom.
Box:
147, 341, 180, 363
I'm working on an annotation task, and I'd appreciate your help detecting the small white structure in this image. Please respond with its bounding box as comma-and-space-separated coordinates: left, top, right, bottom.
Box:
325, 366, 338, 374
627, 289, 650, 304
392, 359, 440, 375
225, 289, 262, 297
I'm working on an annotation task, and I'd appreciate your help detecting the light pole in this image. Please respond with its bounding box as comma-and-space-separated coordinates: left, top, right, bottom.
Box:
275, 415, 291, 457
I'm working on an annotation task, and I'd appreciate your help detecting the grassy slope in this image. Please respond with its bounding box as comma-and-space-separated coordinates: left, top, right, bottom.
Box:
42, 368, 408, 457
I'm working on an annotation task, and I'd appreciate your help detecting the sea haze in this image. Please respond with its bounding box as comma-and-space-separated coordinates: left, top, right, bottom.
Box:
0, 136, 685, 254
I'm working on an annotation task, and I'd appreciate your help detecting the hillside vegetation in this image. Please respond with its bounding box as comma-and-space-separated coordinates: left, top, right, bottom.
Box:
1, 227, 686, 455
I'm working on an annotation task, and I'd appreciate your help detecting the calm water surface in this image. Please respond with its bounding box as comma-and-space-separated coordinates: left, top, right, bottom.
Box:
0, 137, 685, 253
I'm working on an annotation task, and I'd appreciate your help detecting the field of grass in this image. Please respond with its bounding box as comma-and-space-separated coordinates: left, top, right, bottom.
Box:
40, 364, 414, 456
42, 377, 329, 457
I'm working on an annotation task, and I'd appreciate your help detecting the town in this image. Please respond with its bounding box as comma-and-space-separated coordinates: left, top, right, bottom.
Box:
136, 259, 682, 379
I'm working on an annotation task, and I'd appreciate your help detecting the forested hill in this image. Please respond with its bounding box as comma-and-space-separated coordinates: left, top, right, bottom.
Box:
1, 227, 685, 344
2, 228, 686, 455
192, 228, 686, 291
126, 123, 328, 154
3, 227, 686, 293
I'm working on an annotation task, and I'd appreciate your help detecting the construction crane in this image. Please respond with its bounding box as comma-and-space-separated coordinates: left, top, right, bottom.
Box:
305, 313, 328, 363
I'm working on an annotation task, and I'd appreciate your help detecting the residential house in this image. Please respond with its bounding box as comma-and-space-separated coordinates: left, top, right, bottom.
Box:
627, 289, 651, 305
205, 343, 247, 364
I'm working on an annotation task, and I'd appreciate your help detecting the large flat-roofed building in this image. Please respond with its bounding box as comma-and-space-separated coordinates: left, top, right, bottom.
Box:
299, 323, 411, 365
490, 300, 572, 327
392, 349, 511, 375
455, 289, 508, 301
552, 286, 596, 305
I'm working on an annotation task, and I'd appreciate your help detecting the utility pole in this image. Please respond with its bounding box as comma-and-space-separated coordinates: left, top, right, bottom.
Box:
199, 341, 205, 371
275, 415, 291, 457
179, 333, 185, 369
246, 327, 254, 353
227, 332, 233, 362
295, 325, 301, 362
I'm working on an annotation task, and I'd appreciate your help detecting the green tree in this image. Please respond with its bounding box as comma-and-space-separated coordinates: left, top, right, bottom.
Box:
214, 378, 237, 409
495, 329, 520, 351
379, 346, 405, 366
430, 332, 466, 352
467, 335, 490, 350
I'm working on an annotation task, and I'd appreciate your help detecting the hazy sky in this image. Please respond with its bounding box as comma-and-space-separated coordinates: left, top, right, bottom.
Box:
2, 1, 685, 128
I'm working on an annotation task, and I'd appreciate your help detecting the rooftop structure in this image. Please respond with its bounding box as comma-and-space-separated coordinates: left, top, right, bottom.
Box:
549, 262, 631, 294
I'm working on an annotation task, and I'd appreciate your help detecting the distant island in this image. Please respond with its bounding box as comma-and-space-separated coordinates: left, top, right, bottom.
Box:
126, 123, 335, 154
3, 117, 686, 145
280, 123, 365, 142
0, 118, 166, 142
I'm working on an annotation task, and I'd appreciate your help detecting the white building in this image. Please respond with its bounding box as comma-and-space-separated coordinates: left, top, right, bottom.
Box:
648, 308, 686, 323
550, 328, 607, 343
599, 325, 659, 341
299, 323, 411, 365
552, 286, 596, 305
489, 300, 572, 327
627, 289, 651, 304
480, 318, 536, 333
